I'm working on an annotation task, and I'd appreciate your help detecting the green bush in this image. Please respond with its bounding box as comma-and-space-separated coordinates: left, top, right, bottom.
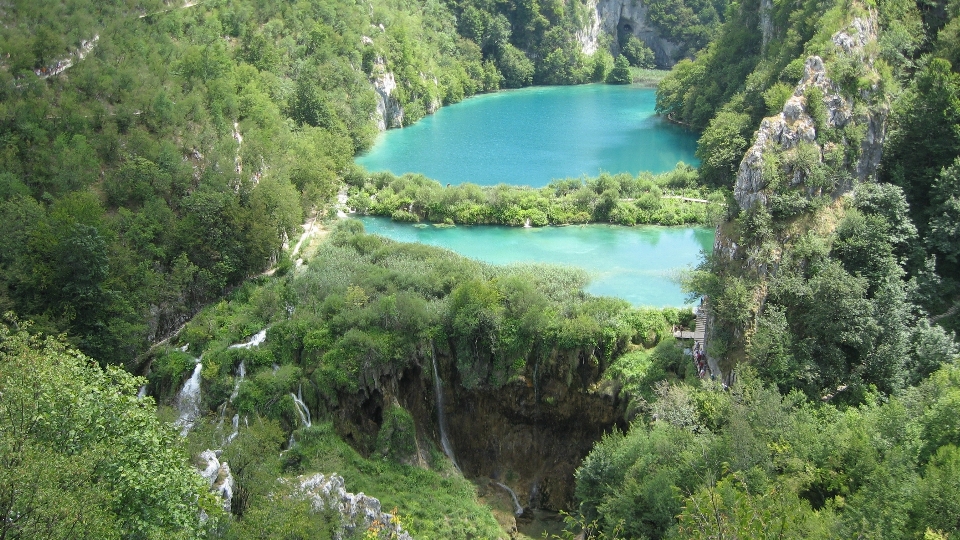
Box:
607, 55, 632, 84
376, 405, 418, 463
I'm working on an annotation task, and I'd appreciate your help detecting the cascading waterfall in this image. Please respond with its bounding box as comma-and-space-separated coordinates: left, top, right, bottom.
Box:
230, 329, 267, 349
216, 330, 262, 439
137, 385, 147, 400
431, 342, 459, 471
229, 361, 246, 402
495, 482, 524, 516
291, 385, 312, 427
174, 359, 203, 436
524, 217, 531, 228
225, 414, 240, 445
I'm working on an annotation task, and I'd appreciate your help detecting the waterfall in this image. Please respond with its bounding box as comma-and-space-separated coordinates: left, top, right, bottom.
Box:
174, 360, 203, 436
291, 385, 312, 427
229, 361, 246, 402
431, 343, 459, 471
136, 385, 147, 400
225, 414, 240, 445
524, 218, 531, 228
224, 330, 261, 407
495, 482, 524, 516
229, 329, 267, 349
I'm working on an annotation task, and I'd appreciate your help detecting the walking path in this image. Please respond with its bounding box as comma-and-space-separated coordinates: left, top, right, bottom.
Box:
695, 304, 722, 379
677, 300, 721, 380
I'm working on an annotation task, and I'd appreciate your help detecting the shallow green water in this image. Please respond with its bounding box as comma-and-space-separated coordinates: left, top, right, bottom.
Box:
358, 217, 714, 307
356, 85, 699, 187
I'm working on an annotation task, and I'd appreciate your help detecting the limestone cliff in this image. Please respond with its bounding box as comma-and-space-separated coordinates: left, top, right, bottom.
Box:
578, 0, 682, 67
292, 473, 413, 540
706, 12, 889, 379
325, 342, 625, 515
370, 58, 404, 131
760, 0, 774, 51
734, 15, 887, 210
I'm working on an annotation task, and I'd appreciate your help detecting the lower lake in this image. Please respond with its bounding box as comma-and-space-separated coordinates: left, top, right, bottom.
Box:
358, 217, 714, 307
356, 84, 699, 187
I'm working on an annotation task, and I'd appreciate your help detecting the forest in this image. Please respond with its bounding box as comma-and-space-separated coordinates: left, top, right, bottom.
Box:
2, 0, 960, 536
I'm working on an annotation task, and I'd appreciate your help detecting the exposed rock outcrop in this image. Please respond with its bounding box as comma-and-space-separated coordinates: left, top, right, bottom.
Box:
199, 449, 234, 513
578, 0, 682, 67
292, 473, 413, 540
708, 12, 889, 380
443, 365, 623, 511
760, 0, 774, 51
370, 57, 404, 131
734, 15, 887, 211
319, 340, 625, 515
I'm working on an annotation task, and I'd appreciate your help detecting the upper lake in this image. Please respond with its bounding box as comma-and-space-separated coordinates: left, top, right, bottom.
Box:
356, 84, 699, 187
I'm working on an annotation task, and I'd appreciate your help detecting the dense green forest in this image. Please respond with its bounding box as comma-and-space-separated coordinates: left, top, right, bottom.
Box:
4, 0, 960, 536
0, 0, 515, 366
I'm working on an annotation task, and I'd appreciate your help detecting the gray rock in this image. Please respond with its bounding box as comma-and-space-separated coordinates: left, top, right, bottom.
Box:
292, 473, 413, 540
370, 58, 403, 131
199, 449, 234, 513
733, 15, 887, 211
579, 0, 682, 67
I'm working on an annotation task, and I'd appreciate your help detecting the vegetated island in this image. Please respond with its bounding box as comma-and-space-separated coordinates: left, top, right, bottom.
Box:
346, 163, 728, 227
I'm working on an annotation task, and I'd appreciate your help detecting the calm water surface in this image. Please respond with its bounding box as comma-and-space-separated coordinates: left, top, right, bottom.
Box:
356, 85, 699, 187
358, 217, 714, 307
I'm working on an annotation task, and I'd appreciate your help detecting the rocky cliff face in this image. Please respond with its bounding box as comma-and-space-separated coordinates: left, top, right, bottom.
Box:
325, 344, 625, 516
441, 353, 623, 512
707, 12, 889, 379
734, 15, 887, 210
578, 0, 682, 67
760, 0, 774, 51
371, 59, 404, 131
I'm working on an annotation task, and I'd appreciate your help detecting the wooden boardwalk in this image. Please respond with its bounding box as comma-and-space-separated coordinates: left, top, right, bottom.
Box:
673, 302, 722, 380
693, 306, 707, 351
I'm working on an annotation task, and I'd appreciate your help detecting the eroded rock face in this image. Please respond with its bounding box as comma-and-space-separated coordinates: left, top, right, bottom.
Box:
371, 59, 404, 131
292, 473, 413, 540
734, 15, 887, 211
443, 370, 624, 511
199, 449, 234, 513
708, 14, 889, 382
760, 0, 774, 51
402, 347, 624, 512
325, 344, 625, 514
578, 0, 682, 67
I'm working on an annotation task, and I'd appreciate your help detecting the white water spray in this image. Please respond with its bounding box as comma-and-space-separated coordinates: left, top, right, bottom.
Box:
174, 360, 203, 436
495, 482, 524, 516
229, 361, 246, 402
291, 385, 312, 427
431, 343, 459, 471
229, 329, 267, 349
225, 414, 240, 445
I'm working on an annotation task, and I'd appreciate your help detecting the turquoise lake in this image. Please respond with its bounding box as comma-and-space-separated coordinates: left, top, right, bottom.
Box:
356, 84, 700, 187
358, 217, 714, 307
